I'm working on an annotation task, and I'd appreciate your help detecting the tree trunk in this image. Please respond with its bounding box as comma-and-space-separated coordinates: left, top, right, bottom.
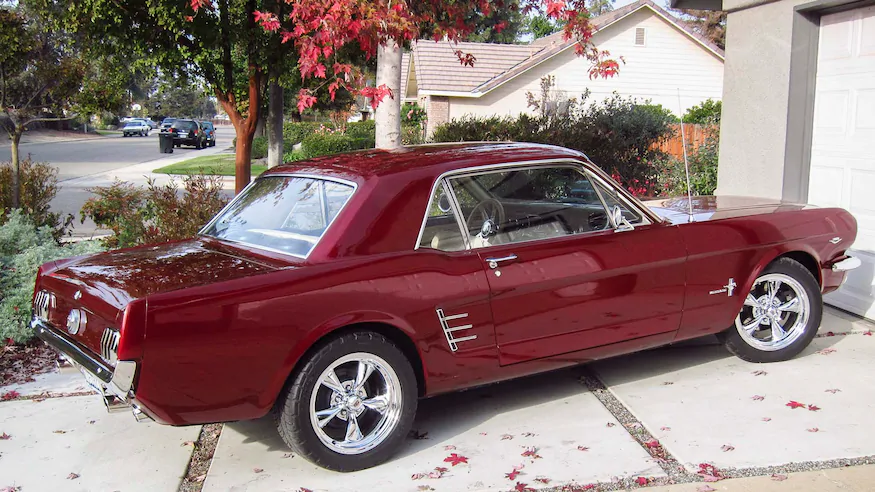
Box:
375, 41, 402, 149
255, 111, 266, 137
267, 80, 284, 168
10, 129, 22, 209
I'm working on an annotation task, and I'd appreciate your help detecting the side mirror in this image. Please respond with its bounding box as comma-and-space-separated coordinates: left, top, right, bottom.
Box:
612, 205, 634, 232
437, 193, 452, 213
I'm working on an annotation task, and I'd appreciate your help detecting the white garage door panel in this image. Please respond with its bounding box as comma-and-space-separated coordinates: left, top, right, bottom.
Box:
810, 6, 875, 319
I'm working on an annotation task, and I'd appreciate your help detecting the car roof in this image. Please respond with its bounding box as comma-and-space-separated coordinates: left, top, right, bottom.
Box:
262, 142, 587, 185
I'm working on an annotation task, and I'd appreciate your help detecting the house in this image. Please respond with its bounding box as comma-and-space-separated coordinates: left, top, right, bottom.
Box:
670, 0, 875, 319
401, 0, 725, 135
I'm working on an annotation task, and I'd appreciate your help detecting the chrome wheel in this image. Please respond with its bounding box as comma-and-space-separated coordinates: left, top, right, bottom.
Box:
735, 273, 810, 351
309, 352, 403, 455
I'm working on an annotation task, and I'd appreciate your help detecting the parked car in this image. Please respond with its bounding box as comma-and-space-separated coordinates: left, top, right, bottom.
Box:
121, 120, 151, 137
168, 119, 206, 149
144, 118, 159, 129
31, 143, 859, 472
159, 117, 177, 131
200, 121, 216, 147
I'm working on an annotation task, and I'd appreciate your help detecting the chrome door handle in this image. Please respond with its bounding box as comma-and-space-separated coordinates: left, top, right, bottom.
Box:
485, 254, 517, 269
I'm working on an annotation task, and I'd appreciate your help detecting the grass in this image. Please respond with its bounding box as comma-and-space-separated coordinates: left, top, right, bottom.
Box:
96, 129, 122, 135
153, 154, 267, 177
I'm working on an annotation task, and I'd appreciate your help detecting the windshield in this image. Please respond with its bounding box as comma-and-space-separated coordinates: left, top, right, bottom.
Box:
202, 176, 355, 258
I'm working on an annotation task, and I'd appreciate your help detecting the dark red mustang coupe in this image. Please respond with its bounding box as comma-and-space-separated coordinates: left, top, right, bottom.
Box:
32, 143, 859, 471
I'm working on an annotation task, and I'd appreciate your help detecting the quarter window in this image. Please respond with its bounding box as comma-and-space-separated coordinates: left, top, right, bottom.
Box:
592, 179, 644, 224
418, 183, 467, 251
447, 166, 611, 248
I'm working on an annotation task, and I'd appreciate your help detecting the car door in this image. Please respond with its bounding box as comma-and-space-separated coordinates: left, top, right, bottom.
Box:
444, 163, 687, 365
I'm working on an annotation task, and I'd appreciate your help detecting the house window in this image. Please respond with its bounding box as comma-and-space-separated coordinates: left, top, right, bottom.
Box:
634, 27, 646, 46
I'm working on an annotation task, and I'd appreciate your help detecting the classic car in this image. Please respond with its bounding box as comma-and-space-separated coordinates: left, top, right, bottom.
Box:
121, 120, 151, 137
31, 143, 859, 472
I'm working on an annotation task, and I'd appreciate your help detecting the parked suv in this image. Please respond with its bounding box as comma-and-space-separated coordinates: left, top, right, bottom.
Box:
200, 121, 216, 147
169, 119, 207, 149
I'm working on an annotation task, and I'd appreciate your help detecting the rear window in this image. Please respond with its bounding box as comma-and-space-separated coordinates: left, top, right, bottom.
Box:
202, 176, 355, 258
172, 121, 197, 131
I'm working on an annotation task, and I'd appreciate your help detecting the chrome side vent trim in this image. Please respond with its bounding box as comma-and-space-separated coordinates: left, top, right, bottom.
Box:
436, 308, 477, 352
100, 328, 120, 365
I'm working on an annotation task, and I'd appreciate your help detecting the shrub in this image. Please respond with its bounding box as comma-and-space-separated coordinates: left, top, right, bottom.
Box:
402, 123, 425, 145
301, 133, 356, 158
402, 102, 427, 124
81, 174, 229, 249
251, 136, 268, 159
683, 99, 722, 124
659, 127, 719, 196
283, 122, 322, 150
0, 157, 73, 239
0, 210, 103, 342
346, 120, 375, 140
282, 150, 306, 163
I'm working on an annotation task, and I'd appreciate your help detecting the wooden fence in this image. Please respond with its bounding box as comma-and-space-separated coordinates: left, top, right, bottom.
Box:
656, 123, 716, 159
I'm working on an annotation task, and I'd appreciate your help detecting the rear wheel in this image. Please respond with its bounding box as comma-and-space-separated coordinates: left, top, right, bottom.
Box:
275, 331, 417, 472
718, 257, 822, 362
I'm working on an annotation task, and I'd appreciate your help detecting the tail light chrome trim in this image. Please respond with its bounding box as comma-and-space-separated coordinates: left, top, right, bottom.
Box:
101, 328, 120, 365
33, 290, 56, 320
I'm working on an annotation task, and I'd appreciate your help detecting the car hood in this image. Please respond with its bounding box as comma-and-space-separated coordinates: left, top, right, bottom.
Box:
43, 237, 287, 311
644, 195, 809, 224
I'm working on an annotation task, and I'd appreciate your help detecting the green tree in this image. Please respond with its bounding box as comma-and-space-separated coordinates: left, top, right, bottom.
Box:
683, 99, 722, 124
524, 14, 562, 39
588, 0, 614, 16
465, 2, 526, 44
0, 5, 127, 208
672, 9, 726, 50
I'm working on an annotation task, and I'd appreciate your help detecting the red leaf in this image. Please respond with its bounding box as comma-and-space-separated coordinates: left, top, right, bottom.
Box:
635, 476, 649, 485
67, 473, 80, 480
443, 445, 456, 450
299, 489, 313, 492
443, 453, 468, 466
807, 427, 820, 432
1, 391, 20, 401
521, 446, 542, 459
751, 395, 765, 401
771, 474, 788, 481
721, 444, 735, 452
534, 477, 551, 484
660, 426, 671, 431
786, 400, 806, 409
817, 348, 837, 355
606, 422, 616, 427
253, 468, 263, 473
864, 330, 873, 336
577, 445, 589, 451
644, 439, 660, 449
762, 417, 772, 422
506, 469, 521, 480
0, 433, 10, 440
514, 482, 532, 492
808, 404, 821, 411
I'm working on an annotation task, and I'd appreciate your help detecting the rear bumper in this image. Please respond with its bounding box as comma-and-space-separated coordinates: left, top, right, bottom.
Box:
32, 318, 151, 422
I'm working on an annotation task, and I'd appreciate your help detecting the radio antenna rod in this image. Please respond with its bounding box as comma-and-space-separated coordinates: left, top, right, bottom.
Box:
678, 88, 694, 223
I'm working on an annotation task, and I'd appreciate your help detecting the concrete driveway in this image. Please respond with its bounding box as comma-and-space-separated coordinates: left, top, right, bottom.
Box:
3, 308, 875, 491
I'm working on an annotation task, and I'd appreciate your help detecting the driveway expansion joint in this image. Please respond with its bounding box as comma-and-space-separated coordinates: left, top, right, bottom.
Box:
179, 422, 224, 492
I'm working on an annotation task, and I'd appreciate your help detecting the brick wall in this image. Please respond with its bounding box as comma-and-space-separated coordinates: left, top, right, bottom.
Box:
426, 96, 450, 138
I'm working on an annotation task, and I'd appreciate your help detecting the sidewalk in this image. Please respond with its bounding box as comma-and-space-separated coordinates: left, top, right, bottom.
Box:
650, 464, 875, 491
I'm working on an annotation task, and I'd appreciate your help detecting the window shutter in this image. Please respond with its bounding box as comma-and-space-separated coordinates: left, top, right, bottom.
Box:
635, 27, 646, 46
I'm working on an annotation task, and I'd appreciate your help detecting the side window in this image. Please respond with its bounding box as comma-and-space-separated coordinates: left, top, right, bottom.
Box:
418, 182, 466, 252
591, 178, 644, 224
447, 166, 611, 248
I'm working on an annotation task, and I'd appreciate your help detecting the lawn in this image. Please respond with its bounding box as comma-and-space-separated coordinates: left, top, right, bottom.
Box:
154, 154, 267, 177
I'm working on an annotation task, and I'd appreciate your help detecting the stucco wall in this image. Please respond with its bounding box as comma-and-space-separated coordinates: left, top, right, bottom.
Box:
446, 8, 725, 120
716, 0, 810, 198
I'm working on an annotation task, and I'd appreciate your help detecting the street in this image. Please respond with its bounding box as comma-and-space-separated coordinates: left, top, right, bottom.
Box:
1, 127, 236, 237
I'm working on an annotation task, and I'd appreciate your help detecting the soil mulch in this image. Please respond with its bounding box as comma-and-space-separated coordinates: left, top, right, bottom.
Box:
0, 340, 59, 388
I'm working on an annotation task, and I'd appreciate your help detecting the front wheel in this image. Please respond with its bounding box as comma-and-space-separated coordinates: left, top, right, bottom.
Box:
275, 331, 417, 472
718, 257, 822, 363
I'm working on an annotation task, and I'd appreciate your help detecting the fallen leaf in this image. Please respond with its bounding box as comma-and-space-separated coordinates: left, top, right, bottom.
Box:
762, 417, 772, 422
193, 474, 207, 483
817, 348, 837, 355
0, 391, 20, 401
0, 433, 10, 440
825, 389, 841, 394
825, 331, 836, 337
697, 486, 717, 492
253, 468, 263, 473
807, 427, 820, 433
577, 445, 590, 451
521, 447, 542, 460
299, 488, 313, 492
514, 482, 532, 492
443, 444, 456, 450
434, 466, 448, 474
606, 422, 616, 427
0, 487, 22, 492
409, 430, 429, 440
479, 432, 487, 436
522, 432, 536, 437
752, 395, 765, 401
635, 476, 649, 485
662, 381, 674, 385
644, 439, 660, 449
721, 444, 735, 452
771, 473, 788, 481
87, 420, 96, 424
417, 486, 435, 491
281, 453, 294, 458
752, 370, 768, 376
53, 430, 67, 434
67, 473, 80, 480
534, 477, 551, 484
506, 469, 521, 480
427, 467, 446, 479
697, 463, 725, 482
660, 426, 671, 431
181, 441, 194, 446
808, 404, 821, 411
501, 434, 514, 440
412, 473, 426, 480
864, 331, 873, 336
786, 400, 806, 409
444, 453, 468, 466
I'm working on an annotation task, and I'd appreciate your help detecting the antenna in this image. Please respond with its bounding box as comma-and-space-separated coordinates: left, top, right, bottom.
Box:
677, 88, 694, 223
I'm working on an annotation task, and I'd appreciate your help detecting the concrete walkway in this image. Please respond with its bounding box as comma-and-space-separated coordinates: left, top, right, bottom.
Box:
2, 308, 875, 491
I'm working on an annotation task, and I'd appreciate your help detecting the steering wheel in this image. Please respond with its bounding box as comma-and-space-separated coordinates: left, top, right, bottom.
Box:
466, 198, 506, 237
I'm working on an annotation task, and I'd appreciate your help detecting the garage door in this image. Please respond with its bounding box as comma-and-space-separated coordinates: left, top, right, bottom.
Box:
808, 6, 875, 319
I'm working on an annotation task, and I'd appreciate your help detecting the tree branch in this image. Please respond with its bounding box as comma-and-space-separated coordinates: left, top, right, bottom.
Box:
21, 82, 52, 114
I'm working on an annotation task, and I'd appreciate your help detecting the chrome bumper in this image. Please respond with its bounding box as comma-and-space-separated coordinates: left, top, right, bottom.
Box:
32, 318, 151, 422
832, 256, 861, 272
